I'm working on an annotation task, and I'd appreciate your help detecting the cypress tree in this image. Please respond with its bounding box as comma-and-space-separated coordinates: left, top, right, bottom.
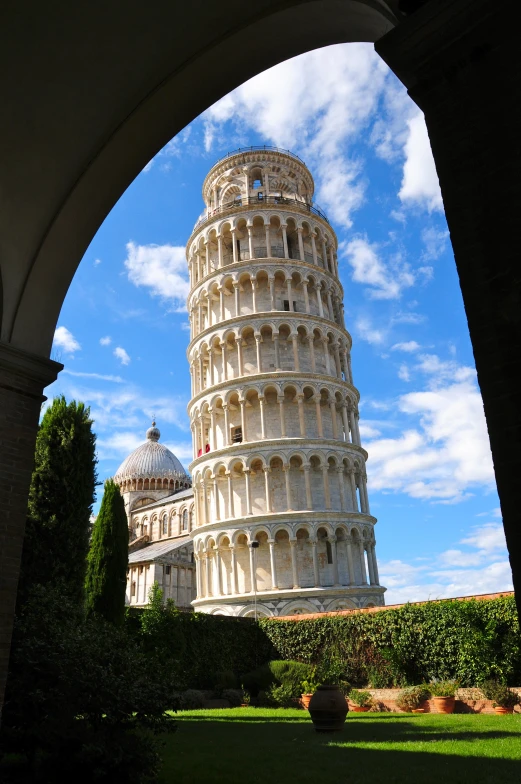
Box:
85, 479, 129, 625
20, 395, 97, 604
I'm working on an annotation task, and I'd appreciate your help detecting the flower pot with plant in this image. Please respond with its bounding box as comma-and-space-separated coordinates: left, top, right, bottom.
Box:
481, 680, 520, 714
300, 677, 319, 710
240, 688, 251, 708
428, 681, 458, 714
396, 685, 429, 713
349, 690, 373, 712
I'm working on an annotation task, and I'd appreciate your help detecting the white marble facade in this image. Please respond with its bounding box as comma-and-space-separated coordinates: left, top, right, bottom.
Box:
186, 148, 386, 616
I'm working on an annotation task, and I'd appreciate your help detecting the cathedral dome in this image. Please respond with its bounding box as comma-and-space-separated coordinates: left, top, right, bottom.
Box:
114, 422, 189, 484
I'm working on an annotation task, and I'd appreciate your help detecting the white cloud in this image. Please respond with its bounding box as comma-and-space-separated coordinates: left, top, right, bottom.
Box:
399, 113, 443, 212
62, 370, 123, 383
124, 241, 189, 310
94, 258, 102, 266
365, 356, 495, 502
342, 237, 415, 300
53, 326, 81, 355
379, 522, 511, 603
392, 311, 426, 326
398, 364, 410, 382
204, 43, 389, 228
99, 336, 112, 346
359, 423, 382, 439
113, 346, 131, 366
355, 317, 385, 345
421, 226, 449, 261
391, 341, 420, 353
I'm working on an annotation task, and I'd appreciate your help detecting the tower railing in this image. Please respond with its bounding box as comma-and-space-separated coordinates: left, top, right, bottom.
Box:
212, 145, 306, 166
192, 195, 330, 233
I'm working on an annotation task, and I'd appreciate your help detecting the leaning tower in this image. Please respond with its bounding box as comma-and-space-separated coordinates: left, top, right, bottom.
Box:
186, 147, 385, 617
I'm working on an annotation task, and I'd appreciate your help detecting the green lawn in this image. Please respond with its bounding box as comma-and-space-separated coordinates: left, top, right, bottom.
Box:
160, 708, 521, 784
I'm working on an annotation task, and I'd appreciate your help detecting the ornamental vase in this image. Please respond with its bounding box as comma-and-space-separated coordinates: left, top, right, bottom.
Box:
301, 693, 313, 710
494, 706, 514, 714
350, 706, 371, 712
432, 696, 455, 714
308, 685, 348, 732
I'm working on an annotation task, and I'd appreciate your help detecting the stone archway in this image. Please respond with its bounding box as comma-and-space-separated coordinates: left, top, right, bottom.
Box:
1, 0, 520, 716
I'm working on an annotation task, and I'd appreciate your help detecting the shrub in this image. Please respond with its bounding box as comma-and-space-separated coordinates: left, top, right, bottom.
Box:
269, 660, 315, 696
214, 670, 238, 691
481, 680, 521, 708
267, 684, 296, 708
221, 689, 244, 707
428, 680, 458, 697
177, 690, 206, 710
396, 685, 430, 712
349, 689, 373, 708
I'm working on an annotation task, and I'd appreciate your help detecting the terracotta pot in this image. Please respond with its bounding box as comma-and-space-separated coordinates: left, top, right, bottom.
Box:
301, 693, 313, 710
432, 696, 455, 714
350, 706, 371, 712
240, 704, 249, 708
308, 685, 348, 732
411, 708, 425, 714
494, 706, 514, 714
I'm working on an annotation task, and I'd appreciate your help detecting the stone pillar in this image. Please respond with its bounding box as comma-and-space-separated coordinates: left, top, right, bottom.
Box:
213, 476, 221, 521
205, 553, 211, 597
311, 232, 318, 265
311, 540, 320, 587
372, 544, 380, 586
284, 464, 292, 510
337, 467, 346, 511
265, 224, 271, 257
376, 0, 521, 613
326, 290, 334, 320
223, 404, 230, 446
220, 341, 228, 381
346, 538, 355, 586
247, 226, 254, 260
341, 404, 350, 442
278, 395, 286, 437
331, 536, 340, 586
291, 334, 300, 371
297, 227, 305, 261
239, 399, 247, 442
349, 408, 358, 446
290, 540, 299, 588
367, 545, 376, 586
231, 229, 238, 263
244, 468, 252, 515
302, 280, 310, 313
359, 540, 368, 586
317, 288, 324, 318
329, 400, 338, 439
217, 234, 223, 268
321, 239, 327, 268
263, 466, 272, 512
230, 544, 239, 594
286, 279, 293, 311
215, 547, 223, 595
308, 334, 316, 372
226, 470, 234, 517
269, 277, 276, 310
303, 464, 312, 509
333, 343, 342, 378
322, 465, 331, 509
0, 344, 62, 715
314, 395, 323, 437
255, 333, 262, 373
268, 539, 277, 589
251, 277, 257, 312
236, 337, 244, 377
297, 394, 306, 437
273, 333, 281, 370
350, 470, 359, 512
322, 337, 331, 375
233, 281, 240, 317
249, 544, 257, 593
282, 224, 289, 258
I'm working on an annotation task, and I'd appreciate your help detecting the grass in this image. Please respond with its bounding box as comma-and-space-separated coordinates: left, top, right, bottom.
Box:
159, 708, 521, 784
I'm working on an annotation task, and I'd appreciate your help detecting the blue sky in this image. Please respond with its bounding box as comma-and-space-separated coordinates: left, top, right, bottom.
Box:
48, 43, 511, 604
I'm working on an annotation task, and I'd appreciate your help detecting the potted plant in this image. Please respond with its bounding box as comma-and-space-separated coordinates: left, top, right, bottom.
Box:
300, 677, 319, 710
349, 690, 373, 712
396, 685, 429, 714
240, 688, 251, 708
481, 680, 520, 714
428, 680, 458, 714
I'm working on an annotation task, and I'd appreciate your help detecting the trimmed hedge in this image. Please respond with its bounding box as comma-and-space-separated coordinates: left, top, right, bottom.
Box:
260, 596, 521, 687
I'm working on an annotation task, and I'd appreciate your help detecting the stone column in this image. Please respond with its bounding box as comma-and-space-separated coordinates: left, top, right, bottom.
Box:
223, 403, 230, 446
333, 343, 342, 378
311, 232, 318, 265
349, 470, 358, 512
244, 468, 252, 515
239, 398, 247, 442
195, 553, 202, 598
268, 539, 277, 589
202, 479, 210, 524
290, 540, 299, 588
314, 395, 323, 437
349, 408, 358, 446
337, 467, 346, 511
230, 544, 239, 594
278, 395, 286, 437
322, 338, 331, 375
321, 239, 327, 268
249, 544, 257, 593
326, 290, 334, 320
236, 337, 244, 377
322, 465, 331, 509
215, 547, 223, 595
255, 333, 262, 373
361, 474, 370, 515
247, 226, 254, 260
282, 224, 289, 258
297, 227, 305, 261
217, 234, 223, 268
226, 470, 234, 517
346, 537, 355, 586
231, 229, 238, 263
297, 394, 306, 437
263, 466, 272, 512
302, 280, 310, 313
291, 334, 300, 371
0, 344, 62, 715
286, 278, 293, 310
311, 540, 320, 587
329, 246, 335, 275
283, 464, 292, 510
208, 348, 215, 385
341, 404, 350, 442
205, 553, 211, 597
329, 400, 338, 439
372, 544, 380, 586
303, 464, 312, 508
265, 224, 271, 257
220, 341, 228, 381
233, 281, 240, 317
317, 287, 324, 318
218, 287, 225, 322
273, 333, 281, 370
213, 476, 221, 521
255, 395, 266, 439
269, 277, 276, 310
366, 544, 376, 586
359, 540, 368, 586
331, 536, 340, 586
251, 277, 257, 312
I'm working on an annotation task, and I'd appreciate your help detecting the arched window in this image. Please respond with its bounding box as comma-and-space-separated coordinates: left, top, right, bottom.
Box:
162, 513, 168, 536
182, 509, 188, 531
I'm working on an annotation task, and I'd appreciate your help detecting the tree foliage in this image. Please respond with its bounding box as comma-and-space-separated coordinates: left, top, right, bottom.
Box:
85, 479, 129, 625
20, 395, 97, 604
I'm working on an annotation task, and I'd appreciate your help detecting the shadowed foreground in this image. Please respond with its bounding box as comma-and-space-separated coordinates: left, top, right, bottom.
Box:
160, 708, 521, 784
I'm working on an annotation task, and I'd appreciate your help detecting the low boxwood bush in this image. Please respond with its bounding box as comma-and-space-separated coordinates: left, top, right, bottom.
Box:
396, 685, 430, 712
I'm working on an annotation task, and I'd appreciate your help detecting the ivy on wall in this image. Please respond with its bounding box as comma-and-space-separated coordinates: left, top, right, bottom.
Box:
260, 597, 521, 686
